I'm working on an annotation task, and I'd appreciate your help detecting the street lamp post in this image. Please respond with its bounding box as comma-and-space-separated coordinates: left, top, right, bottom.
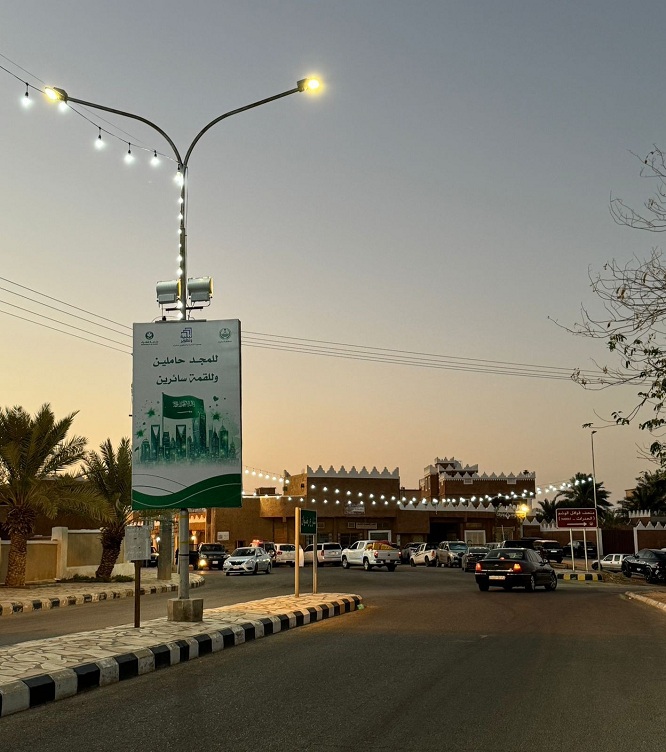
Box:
45, 78, 320, 607
591, 430, 603, 564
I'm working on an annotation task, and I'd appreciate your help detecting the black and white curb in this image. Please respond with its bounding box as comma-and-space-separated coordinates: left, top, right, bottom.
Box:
0, 578, 204, 618
0, 595, 361, 717
557, 572, 602, 582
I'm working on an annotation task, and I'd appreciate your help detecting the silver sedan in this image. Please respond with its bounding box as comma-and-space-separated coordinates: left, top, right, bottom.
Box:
223, 547, 272, 575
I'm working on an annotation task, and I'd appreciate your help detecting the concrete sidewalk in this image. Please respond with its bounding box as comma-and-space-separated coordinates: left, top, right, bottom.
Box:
0, 592, 362, 718
0, 571, 204, 617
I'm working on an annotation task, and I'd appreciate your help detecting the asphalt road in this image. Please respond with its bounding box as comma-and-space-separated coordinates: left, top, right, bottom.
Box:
1, 566, 665, 752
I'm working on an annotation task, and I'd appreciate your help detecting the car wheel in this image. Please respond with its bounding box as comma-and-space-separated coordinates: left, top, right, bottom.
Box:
410, 559, 416, 567
341, 557, 349, 569
225, 572, 230, 576
544, 572, 558, 591
424, 557, 430, 566
592, 562, 598, 571
436, 560, 441, 568
289, 562, 295, 568
623, 566, 631, 578
478, 580, 489, 592
363, 559, 372, 571
525, 574, 535, 592
265, 563, 271, 575
252, 564, 258, 575
645, 568, 655, 584
387, 564, 396, 572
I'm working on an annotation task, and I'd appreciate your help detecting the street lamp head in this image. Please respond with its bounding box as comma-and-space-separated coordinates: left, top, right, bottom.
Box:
45, 87, 68, 102
297, 77, 321, 93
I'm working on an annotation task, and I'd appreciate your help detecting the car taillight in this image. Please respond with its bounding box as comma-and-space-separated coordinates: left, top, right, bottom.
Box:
512, 563, 522, 572
475, 562, 482, 572
277, 551, 282, 556
374, 551, 379, 558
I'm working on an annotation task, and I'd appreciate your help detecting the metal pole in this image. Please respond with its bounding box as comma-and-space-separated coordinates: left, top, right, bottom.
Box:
134, 560, 141, 628
295, 507, 300, 597
570, 530, 576, 573
157, 515, 172, 581
591, 430, 603, 564
178, 508, 189, 599
583, 528, 589, 572
312, 533, 318, 595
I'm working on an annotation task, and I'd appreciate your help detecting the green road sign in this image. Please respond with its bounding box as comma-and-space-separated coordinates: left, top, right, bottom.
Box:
301, 509, 317, 535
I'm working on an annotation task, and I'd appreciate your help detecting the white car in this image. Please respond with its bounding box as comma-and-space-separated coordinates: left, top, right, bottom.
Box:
304, 543, 343, 566
223, 547, 272, 575
410, 542, 438, 567
591, 553, 632, 572
273, 543, 301, 567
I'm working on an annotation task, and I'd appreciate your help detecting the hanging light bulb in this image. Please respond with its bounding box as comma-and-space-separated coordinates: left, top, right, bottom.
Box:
151, 150, 160, 166
95, 127, 104, 150
124, 143, 134, 164
58, 100, 68, 112
21, 83, 32, 108
174, 166, 184, 186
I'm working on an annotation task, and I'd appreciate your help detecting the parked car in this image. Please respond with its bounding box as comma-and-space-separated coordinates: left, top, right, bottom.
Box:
532, 539, 564, 563
436, 541, 467, 567
251, 540, 277, 561
410, 542, 439, 567
304, 542, 343, 566
563, 541, 597, 559
475, 548, 558, 592
223, 546, 272, 575
400, 542, 422, 564
622, 549, 666, 583
143, 546, 159, 568
591, 553, 631, 572
461, 546, 490, 572
194, 543, 228, 570
341, 540, 400, 571
273, 543, 301, 567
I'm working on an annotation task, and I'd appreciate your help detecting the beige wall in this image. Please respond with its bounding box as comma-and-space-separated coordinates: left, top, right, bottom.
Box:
0, 540, 58, 583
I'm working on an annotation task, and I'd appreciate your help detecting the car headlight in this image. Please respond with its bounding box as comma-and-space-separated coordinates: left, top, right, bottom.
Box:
199, 559, 207, 566
245, 560, 255, 568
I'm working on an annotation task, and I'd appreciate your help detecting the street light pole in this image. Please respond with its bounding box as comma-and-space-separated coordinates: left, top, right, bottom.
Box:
45, 78, 320, 604
591, 430, 603, 564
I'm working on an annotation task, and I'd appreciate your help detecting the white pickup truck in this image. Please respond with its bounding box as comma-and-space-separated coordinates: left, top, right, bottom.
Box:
341, 540, 400, 571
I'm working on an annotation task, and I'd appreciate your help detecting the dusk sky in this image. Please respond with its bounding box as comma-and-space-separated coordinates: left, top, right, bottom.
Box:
2, 1, 666, 502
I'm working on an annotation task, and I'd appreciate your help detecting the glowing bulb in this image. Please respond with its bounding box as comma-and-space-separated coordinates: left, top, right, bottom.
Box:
174, 170, 184, 186
176, 311, 184, 320
21, 84, 32, 108
95, 128, 104, 149
151, 150, 160, 166
177, 268, 183, 277
125, 144, 134, 164
45, 87, 59, 101
307, 79, 320, 90
58, 101, 68, 112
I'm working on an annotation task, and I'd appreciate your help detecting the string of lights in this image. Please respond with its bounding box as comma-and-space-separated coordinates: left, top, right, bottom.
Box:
1, 53, 177, 169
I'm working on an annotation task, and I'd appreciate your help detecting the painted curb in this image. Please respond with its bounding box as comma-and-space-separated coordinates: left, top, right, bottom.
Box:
557, 572, 603, 582
0, 576, 204, 618
625, 591, 666, 614
0, 595, 361, 718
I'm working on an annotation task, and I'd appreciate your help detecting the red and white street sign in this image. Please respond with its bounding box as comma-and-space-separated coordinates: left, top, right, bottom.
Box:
556, 508, 598, 528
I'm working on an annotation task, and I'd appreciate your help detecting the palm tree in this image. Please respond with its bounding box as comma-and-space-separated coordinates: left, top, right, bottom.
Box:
0, 404, 109, 587
600, 508, 629, 529
623, 470, 666, 515
536, 498, 559, 524
83, 437, 132, 580
554, 472, 612, 520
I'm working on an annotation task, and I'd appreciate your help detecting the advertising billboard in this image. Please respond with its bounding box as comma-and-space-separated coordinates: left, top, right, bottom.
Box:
131, 320, 242, 510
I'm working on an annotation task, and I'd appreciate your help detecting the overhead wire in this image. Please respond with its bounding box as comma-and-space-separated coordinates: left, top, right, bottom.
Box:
0, 275, 607, 382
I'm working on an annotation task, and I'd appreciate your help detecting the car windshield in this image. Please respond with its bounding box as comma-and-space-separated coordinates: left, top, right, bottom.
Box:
469, 548, 489, 554
486, 549, 526, 560
200, 545, 224, 552
450, 544, 467, 551
232, 548, 254, 557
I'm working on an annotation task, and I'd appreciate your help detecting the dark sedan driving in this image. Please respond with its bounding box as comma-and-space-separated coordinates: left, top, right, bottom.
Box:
474, 548, 558, 592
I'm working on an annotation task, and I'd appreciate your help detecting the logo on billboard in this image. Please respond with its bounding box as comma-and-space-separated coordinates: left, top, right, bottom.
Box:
219, 327, 232, 341
180, 327, 193, 343
145, 331, 154, 340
